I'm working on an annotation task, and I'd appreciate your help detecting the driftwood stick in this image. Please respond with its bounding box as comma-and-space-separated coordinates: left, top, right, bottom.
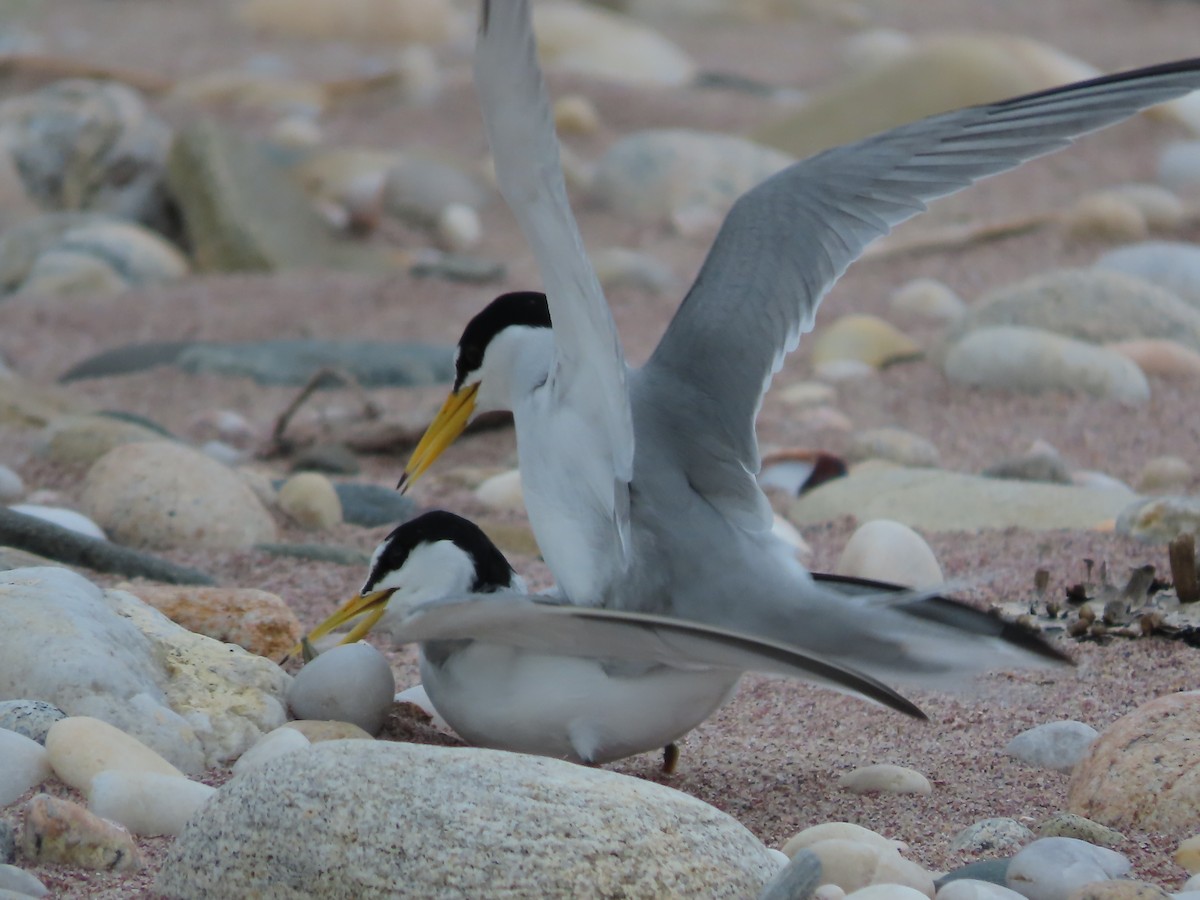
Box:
1170, 533, 1199, 604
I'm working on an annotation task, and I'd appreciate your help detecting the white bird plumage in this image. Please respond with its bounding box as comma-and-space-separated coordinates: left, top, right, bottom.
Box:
397, 0, 1200, 690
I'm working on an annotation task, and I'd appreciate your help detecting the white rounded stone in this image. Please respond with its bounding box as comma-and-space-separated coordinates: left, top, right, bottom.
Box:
554, 94, 601, 135
838, 764, 931, 795
435, 202, 482, 253
890, 278, 966, 322
474, 468, 524, 512
7, 503, 106, 540
288, 642, 396, 735
0, 465, 23, 502
0, 728, 50, 807
88, 770, 215, 836
0, 863, 49, 897
846, 886, 930, 900
937, 880, 1028, 900
45, 717, 185, 792
1004, 720, 1099, 773
1105, 184, 1187, 232
232, 726, 312, 775
1063, 192, 1148, 242
835, 519, 943, 589
1158, 140, 1200, 192
817, 886, 849, 900
804, 839, 933, 896
1006, 837, 1130, 900
1137, 457, 1195, 494
783, 822, 900, 858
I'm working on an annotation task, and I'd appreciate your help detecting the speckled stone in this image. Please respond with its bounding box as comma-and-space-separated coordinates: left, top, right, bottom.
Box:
0, 700, 65, 744
950, 818, 1035, 855
1036, 813, 1123, 847
158, 741, 779, 899
20, 793, 142, 872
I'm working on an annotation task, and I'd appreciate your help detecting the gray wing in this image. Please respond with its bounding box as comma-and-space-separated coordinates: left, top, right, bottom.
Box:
474, 0, 635, 539
644, 58, 1200, 528
389, 592, 926, 718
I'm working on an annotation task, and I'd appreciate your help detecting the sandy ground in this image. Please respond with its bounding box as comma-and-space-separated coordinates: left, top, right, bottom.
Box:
3, 0, 1200, 896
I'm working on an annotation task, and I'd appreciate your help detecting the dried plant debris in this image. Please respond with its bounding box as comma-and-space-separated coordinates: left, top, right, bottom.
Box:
996, 534, 1200, 645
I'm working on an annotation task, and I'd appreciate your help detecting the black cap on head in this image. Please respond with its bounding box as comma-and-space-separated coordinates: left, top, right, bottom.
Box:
367, 510, 518, 593
454, 291, 552, 390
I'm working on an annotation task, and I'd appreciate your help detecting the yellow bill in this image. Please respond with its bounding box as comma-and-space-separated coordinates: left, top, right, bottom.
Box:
398, 383, 479, 492
283, 589, 393, 663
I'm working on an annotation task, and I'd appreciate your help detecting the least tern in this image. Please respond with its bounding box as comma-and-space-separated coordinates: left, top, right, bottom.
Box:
298, 510, 933, 766
401, 0, 1199, 683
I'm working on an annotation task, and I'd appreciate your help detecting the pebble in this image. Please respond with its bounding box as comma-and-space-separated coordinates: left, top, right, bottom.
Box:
817, 887, 849, 900
283, 719, 375, 743
184, 409, 257, 448
435, 203, 482, 253
943, 326, 1150, 406
0, 864, 48, 897
1006, 838, 1130, 900
277, 472, 343, 531
474, 468, 524, 512
815, 359, 877, 382
591, 247, 679, 295
331, 482, 420, 528
759, 848, 822, 900
121, 583, 302, 660
0, 701, 65, 745
382, 158, 487, 230
812, 315, 922, 370
890, 278, 966, 322
783, 822, 900, 857
553, 94, 601, 135
804, 839, 935, 896
846, 887, 930, 900
1103, 184, 1188, 232
950, 818, 1035, 855
1037, 813, 1123, 847
590, 128, 794, 223
1177, 836, 1200, 874
937, 881, 1027, 900
80, 440, 278, 549
0, 466, 22, 503
838, 764, 931, 795
846, 427, 940, 468
51, 220, 189, 286
1063, 192, 1148, 242
89, 770, 216, 837
1004, 721, 1099, 773
1115, 495, 1200, 544
1157, 140, 1200, 192
288, 642, 396, 735
157, 741, 779, 898
790, 468, 1134, 533
0, 728, 49, 808
7, 504, 106, 540
45, 716, 185, 792
1094, 242, 1200, 311
1068, 692, 1200, 830
1104, 339, 1200, 377
982, 446, 1073, 485
0, 824, 10, 864
290, 443, 360, 476
232, 726, 312, 775
835, 520, 943, 589
20, 793, 142, 872
531, 3, 696, 88
37, 413, 167, 468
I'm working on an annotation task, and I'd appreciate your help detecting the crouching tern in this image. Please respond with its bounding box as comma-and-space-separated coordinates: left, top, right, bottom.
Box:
397, 0, 1200, 687
297, 510, 940, 766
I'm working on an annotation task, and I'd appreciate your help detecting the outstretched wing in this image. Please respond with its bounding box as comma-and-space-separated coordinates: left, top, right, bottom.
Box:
392, 592, 926, 718
474, 0, 634, 562
645, 58, 1200, 528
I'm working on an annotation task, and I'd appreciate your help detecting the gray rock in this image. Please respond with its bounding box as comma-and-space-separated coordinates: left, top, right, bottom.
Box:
1004, 721, 1099, 773
166, 121, 392, 273
290, 443, 360, 476
408, 251, 506, 284
0, 863, 47, 897
1157, 140, 1200, 192
1005, 837, 1130, 900
288, 643, 395, 734
757, 849, 819, 900
982, 448, 1072, 485
0, 79, 173, 230
175, 340, 453, 388
0, 699, 66, 744
591, 128, 794, 223
0, 825, 11, 865
846, 427, 940, 468
382, 157, 487, 229
0, 466, 21, 503
1115, 494, 1200, 543
1035, 813, 1123, 847
159, 741, 779, 899
48, 220, 188, 286
950, 818, 1035, 855
936, 859, 1012, 889
789, 468, 1137, 533
943, 326, 1150, 405
6, 504, 104, 540
943, 269, 1200, 352
329, 482, 419, 528
1094, 241, 1200, 311
80, 441, 277, 550
0, 567, 289, 772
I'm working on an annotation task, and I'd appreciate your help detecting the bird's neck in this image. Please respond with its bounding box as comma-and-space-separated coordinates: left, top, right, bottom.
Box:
475, 327, 556, 414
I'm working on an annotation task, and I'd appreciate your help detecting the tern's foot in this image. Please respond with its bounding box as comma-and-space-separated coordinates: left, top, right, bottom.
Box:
661, 743, 679, 775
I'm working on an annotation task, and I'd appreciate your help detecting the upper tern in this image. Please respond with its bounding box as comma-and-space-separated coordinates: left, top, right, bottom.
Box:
297, 510, 933, 766
401, 0, 1200, 684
